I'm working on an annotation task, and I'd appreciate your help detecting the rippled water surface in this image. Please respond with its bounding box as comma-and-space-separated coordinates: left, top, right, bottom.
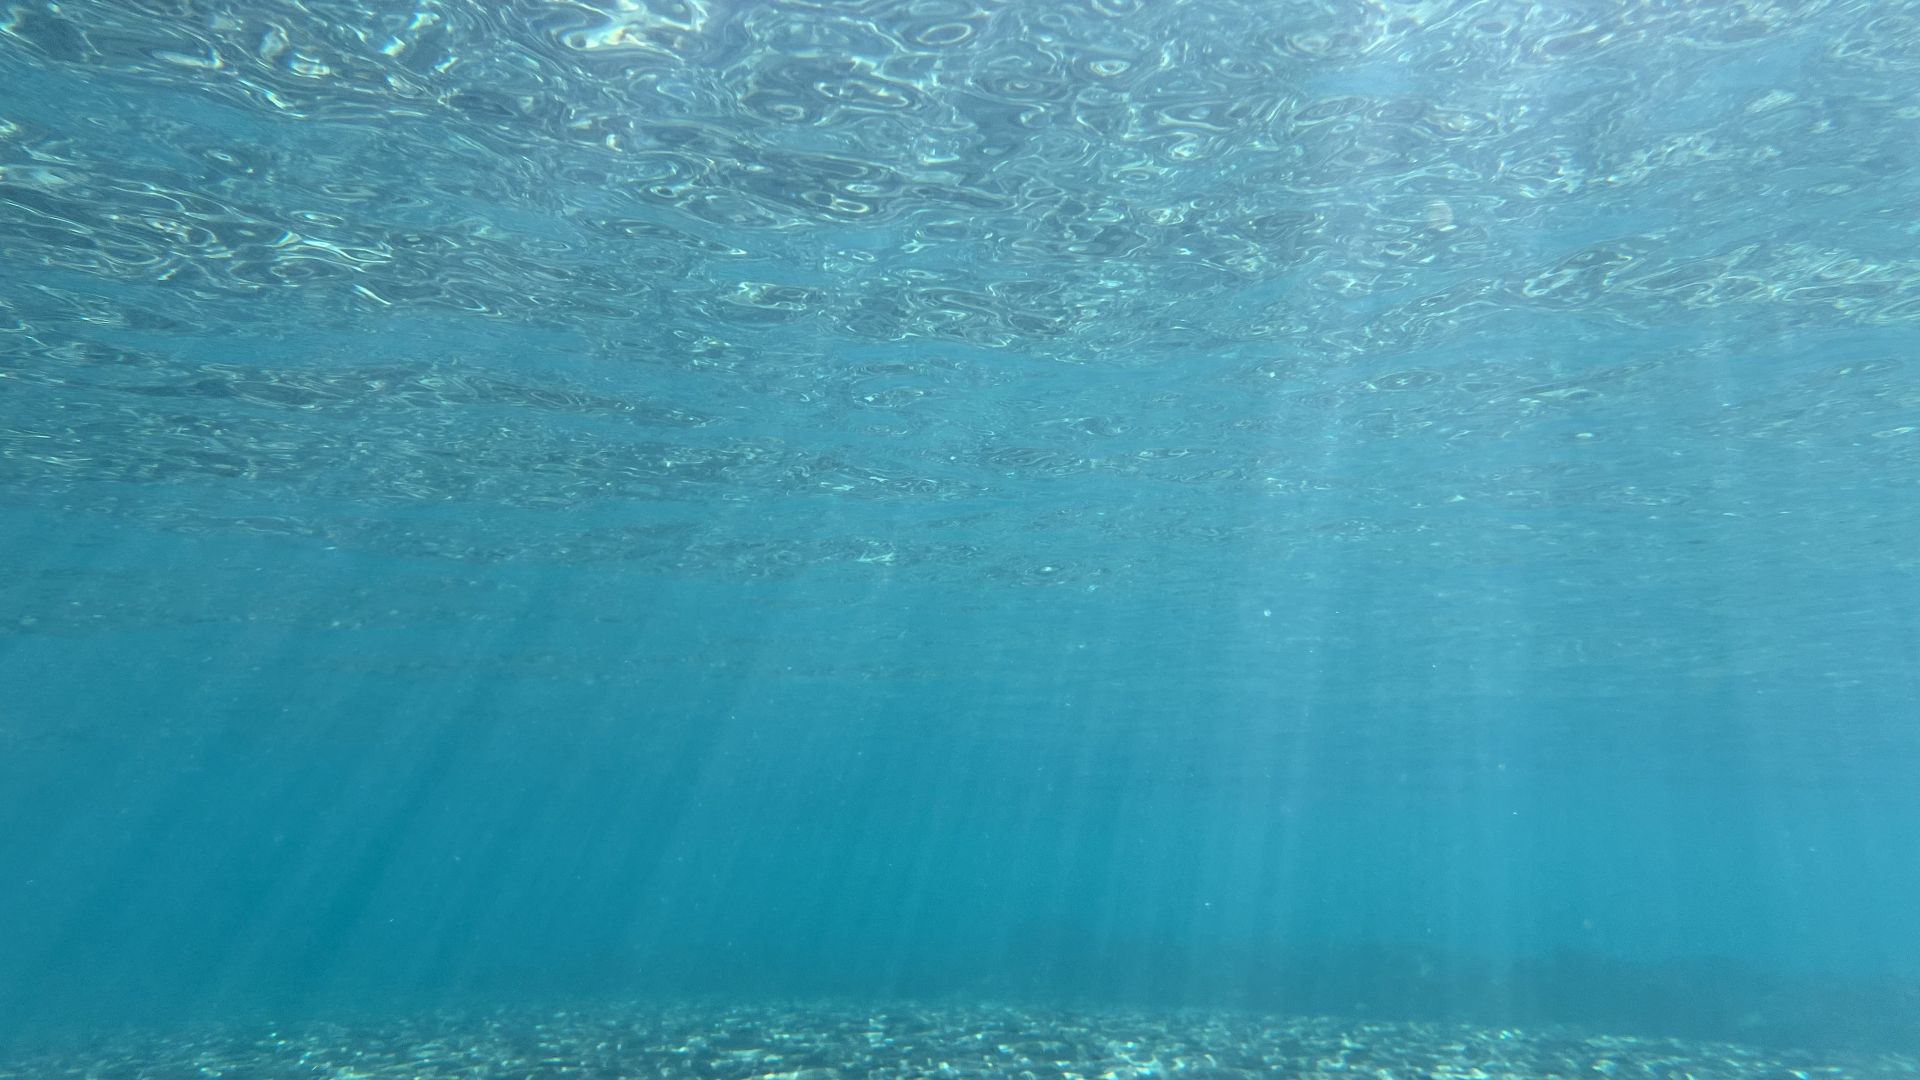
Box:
2, 0, 1919, 1063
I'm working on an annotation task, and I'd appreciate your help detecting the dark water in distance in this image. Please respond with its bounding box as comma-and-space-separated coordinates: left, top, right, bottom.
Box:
2, 0, 1919, 1062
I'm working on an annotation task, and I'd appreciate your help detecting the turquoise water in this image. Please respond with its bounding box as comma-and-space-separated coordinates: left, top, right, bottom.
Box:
2, 0, 1919, 1068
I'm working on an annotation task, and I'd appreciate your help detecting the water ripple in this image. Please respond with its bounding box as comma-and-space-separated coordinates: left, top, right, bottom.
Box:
1, 0, 1917, 598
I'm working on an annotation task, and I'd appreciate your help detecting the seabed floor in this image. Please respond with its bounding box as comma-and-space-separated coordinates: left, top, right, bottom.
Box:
1, 1001, 1915, 1079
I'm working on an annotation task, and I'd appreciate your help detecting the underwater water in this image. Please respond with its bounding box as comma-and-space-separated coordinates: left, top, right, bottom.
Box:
3, 0, 1920, 1073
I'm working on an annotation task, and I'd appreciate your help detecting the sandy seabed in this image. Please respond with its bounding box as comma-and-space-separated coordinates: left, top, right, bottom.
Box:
1, 1000, 1914, 1079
